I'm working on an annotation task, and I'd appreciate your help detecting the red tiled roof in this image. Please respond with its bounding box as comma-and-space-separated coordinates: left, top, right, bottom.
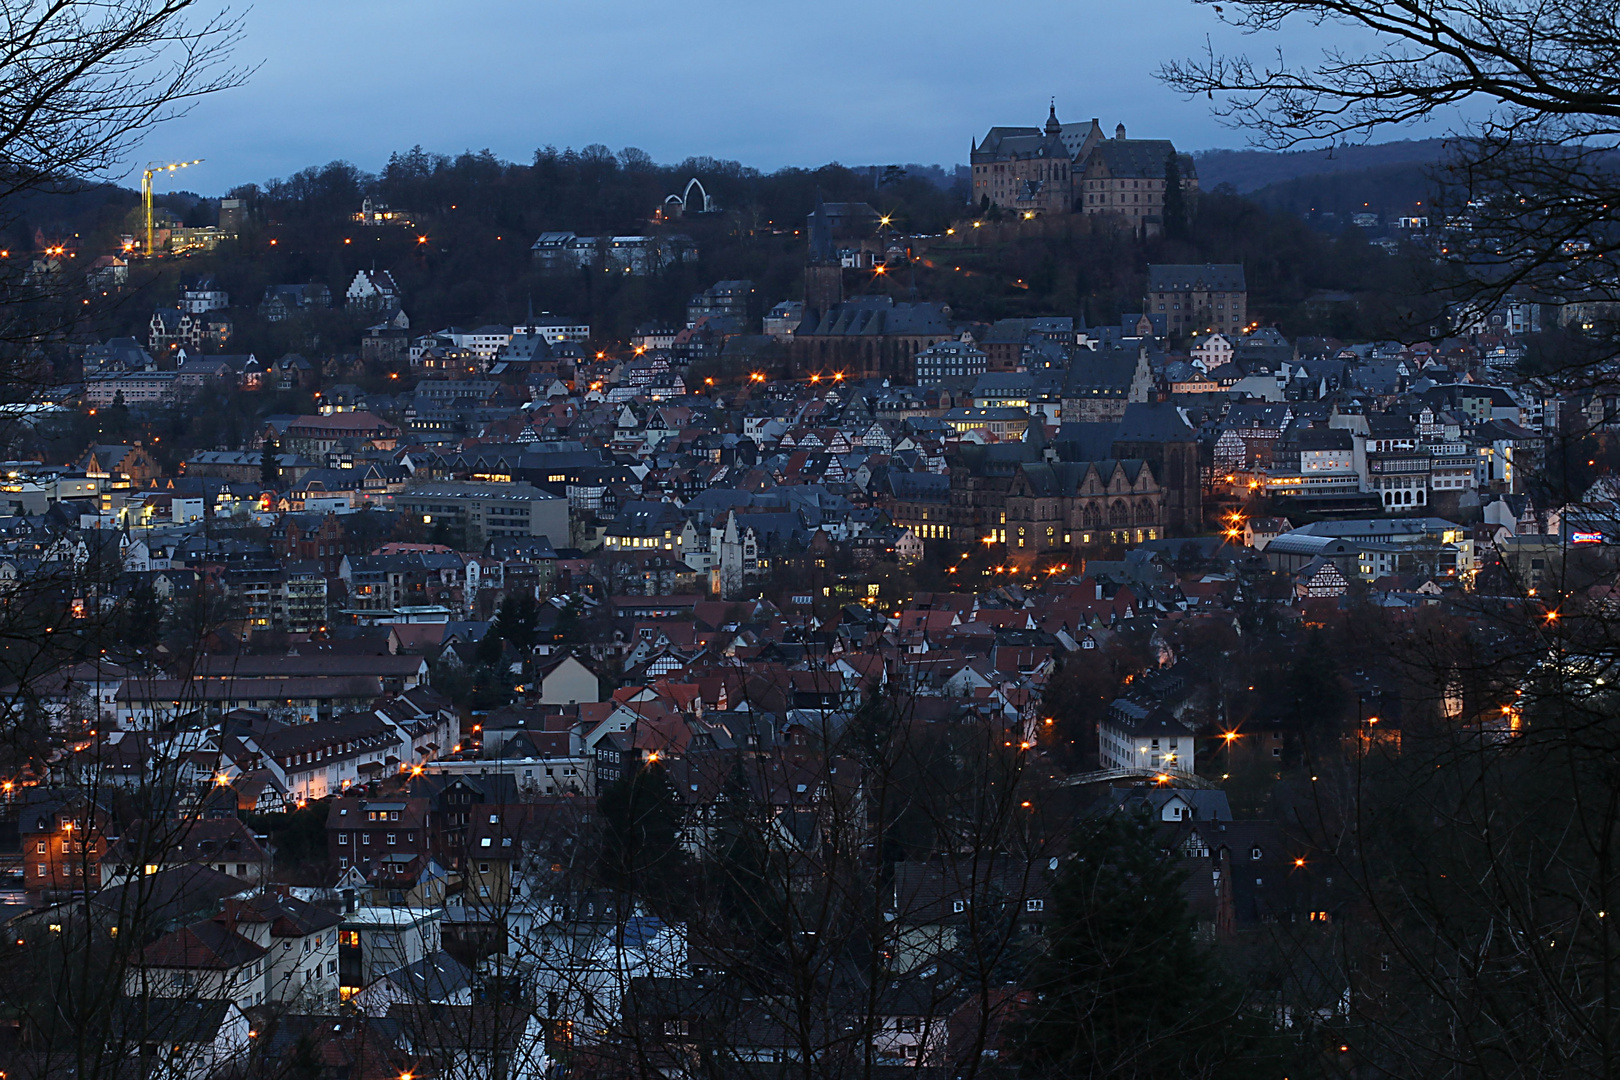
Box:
142, 920, 266, 970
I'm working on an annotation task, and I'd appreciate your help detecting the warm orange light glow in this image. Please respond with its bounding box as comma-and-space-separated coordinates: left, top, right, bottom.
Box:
1222, 731, 1238, 742
810, 374, 821, 384
833, 372, 845, 382
214, 773, 230, 786
1154, 773, 1170, 784
1294, 857, 1306, 867
417, 235, 428, 244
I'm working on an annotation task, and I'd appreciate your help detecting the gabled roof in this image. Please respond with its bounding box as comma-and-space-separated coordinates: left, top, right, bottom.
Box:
142, 919, 266, 970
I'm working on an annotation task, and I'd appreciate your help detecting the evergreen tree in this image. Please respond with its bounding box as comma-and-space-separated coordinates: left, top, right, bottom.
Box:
1163, 152, 1188, 240
260, 438, 280, 487
121, 582, 164, 654
597, 759, 684, 896
491, 591, 541, 654
714, 757, 776, 938
475, 625, 505, 667
1013, 813, 1271, 1080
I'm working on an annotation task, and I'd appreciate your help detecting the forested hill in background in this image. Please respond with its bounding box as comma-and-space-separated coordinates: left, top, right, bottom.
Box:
1197, 139, 1448, 221
15, 143, 1442, 351
1196, 139, 1450, 193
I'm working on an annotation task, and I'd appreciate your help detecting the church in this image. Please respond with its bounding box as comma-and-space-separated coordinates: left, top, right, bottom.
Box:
790, 193, 954, 380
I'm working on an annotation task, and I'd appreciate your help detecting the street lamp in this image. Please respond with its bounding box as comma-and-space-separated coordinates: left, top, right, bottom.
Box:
1221, 730, 1239, 775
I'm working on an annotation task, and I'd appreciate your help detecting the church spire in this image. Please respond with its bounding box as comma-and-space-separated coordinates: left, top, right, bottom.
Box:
1045, 98, 1061, 136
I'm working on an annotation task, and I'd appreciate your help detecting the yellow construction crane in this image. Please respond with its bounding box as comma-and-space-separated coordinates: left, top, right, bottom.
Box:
142, 159, 202, 256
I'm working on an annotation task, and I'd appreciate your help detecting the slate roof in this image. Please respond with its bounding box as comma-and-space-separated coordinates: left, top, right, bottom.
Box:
798, 298, 950, 337
883, 471, 950, 501
1089, 141, 1195, 180
1115, 402, 1197, 442
112, 997, 237, 1044
1017, 459, 1151, 496
1064, 352, 1141, 395
1146, 263, 1246, 292
975, 126, 1068, 160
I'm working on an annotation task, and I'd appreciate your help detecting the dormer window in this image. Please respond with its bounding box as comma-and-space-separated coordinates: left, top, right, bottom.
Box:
1250, 846, 1263, 861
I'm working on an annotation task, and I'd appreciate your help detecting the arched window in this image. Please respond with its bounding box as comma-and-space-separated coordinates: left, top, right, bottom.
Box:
1109, 500, 1130, 525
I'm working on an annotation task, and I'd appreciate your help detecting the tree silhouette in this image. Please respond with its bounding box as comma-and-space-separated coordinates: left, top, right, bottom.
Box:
1163, 152, 1188, 241
1013, 813, 1270, 1080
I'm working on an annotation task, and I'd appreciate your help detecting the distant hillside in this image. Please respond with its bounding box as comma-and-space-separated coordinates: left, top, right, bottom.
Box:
1244, 162, 1443, 223
1194, 139, 1449, 193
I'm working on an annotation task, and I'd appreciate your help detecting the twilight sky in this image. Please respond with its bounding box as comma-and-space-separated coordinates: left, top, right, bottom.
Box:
134, 0, 1394, 195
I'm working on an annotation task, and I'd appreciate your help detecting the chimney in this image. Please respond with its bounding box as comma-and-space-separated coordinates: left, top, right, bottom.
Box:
1115, 124, 1127, 141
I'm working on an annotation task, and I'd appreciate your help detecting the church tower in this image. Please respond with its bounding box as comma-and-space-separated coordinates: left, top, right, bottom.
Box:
803, 191, 844, 318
